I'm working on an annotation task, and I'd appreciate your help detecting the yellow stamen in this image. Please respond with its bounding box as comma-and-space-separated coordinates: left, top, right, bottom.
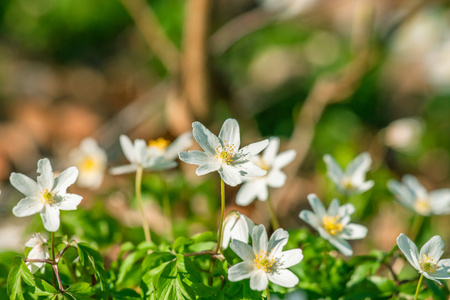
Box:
148, 137, 171, 151
341, 176, 353, 190
323, 215, 344, 235
215, 141, 236, 164
80, 157, 96, 171
40, 189, 56, 204
414, 197, 431, 215
420, 253, 438, 273
254, 250, 275, 273
255, 158, 269, 172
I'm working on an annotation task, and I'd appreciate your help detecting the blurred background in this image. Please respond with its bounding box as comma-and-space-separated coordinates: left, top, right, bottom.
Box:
0, 0, 449, 261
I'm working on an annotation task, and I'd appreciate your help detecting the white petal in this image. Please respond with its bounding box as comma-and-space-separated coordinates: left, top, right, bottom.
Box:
25, 233, 46, 248
262, 137, 280, 166
27, 244, 48, 274
327, 199, 340, 216
134, 139, 148, 165
278, 249, 303, 268
53, 167, 78, 193
266, 170, 287, 188
341, 224, 367, 240
252, 225, 268, 254
299, 210, 321, 229
236, 162, 267, 178
194, 161, 221, 176
338, 203, 355, 217
256, 182, 269, 201
250, 270, 269, 291
430, 189, 450, 214
346, 152, 371, 180
307, 194, 326, 217
268, 269, 299, 288
403, 175, 428, 199
323, 155, 344, 186
192, 121, 220, 156
40, 205, 60, 232
12, 197, 44, 217
268, 228, 289, 256
387, 179, 415, 208
219, 165, 242, 187
56, 194, 82, 211
109, 164, 138, 175
145, 159, 178, 171
179, 150, 211, 165
228, 262, 254, 282
328, 236, 353, 256
222, 215, 236, 249
120, 135, 136, 163
165, 132, 193, 160
219, 119, 240, 150
422, 272, 442, 285
355, 180, 375, 194
10, 173, 39, 197
239, 139, 269, 157
420, 235, 444, 262
230, 216, 250, 245
433, 259, 450, 279
272, 150, 296, 170
396, 233, 420, 271
236, 181, 261, 206
37, 158, 54, 190
230, 240, 255, 262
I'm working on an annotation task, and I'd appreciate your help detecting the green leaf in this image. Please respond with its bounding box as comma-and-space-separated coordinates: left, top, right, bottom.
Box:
7, 259, 34, 300
77, 243, 108, 295
173, 237, 193, 254
64, 282, 93, 300
31, 277, 58, 296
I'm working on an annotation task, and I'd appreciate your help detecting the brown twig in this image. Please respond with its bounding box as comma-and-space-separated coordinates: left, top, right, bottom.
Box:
119, 0, 180, 74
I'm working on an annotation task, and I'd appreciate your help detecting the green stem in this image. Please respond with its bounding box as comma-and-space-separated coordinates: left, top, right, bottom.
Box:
136, 166, 151, 242
160, 172, 173, 240
414, 274, 424, 300
266, 286, 270, 300
266, 197, 280, 230
410, 215, 424, 242
51, 232, 56, 288
216, 178, 226, 254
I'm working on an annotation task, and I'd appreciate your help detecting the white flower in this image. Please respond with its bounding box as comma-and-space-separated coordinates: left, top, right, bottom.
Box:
388, 175, 450, 216
323, 152, 374, 195
228, 224, 303, 291
25, 233, 49, 274
111, 133, 192, 175
178, 119, 269, 187
69, 137, 107, 190
221, 211, 254, 250
397, 233, 450, 284
11, 158, 82, 232
299, 194, 367, 256
236, 137, 296, 206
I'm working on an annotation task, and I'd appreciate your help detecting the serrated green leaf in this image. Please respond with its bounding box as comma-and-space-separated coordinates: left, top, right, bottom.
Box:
77, 243, 108, 296
173, 237, 193, 254
7, 259, 35, 300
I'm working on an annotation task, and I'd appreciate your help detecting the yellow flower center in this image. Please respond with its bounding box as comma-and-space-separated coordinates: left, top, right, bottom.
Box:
414, 197, 431, 215
148, 138, 171, 151
80, 157, 96, 171
341, 176, 354, 190
419, 253, 438, 273
323, 215, 344, 235
255, 158, 269, 172
254, 251, 275, 273
215, 141, 236, 165
40, 189, 56, 204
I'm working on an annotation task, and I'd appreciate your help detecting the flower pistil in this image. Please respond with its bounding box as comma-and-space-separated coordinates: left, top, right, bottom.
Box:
40, 189, 56, 204
420, 253, 438, 273
254, 250, 275, 273
414, 197, 431, 215
323, 215, 343, 235
215, 141, 236, 164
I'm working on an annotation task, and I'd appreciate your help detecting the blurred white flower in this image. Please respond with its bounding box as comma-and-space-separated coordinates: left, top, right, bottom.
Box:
299, 194, 367, 256
272, 290, 308, 300
25, 233, 49, 274
179, 119, 269, 186
69, 137, 107, 190
397, 233, 450, 284
221, 211, 254, 250
228, 224, 303, 291
260, 0, 318, 19
11, 158, 82, 232
236, 137, 296, 206
323, 152, 374, 195
388, 175, 450, 216
384, 118, 424, 152
111, 133, 191, 175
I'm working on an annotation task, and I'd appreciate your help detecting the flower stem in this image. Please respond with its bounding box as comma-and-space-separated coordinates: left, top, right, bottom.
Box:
51, 232, 56, 288
266, 197, 280, 230
136, 166, 151, 243
216, 178, 226, 254
414, 274, 424, 300
160, 172, 173, 240
410, 215, 424, 242
266, 286, 270, 300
